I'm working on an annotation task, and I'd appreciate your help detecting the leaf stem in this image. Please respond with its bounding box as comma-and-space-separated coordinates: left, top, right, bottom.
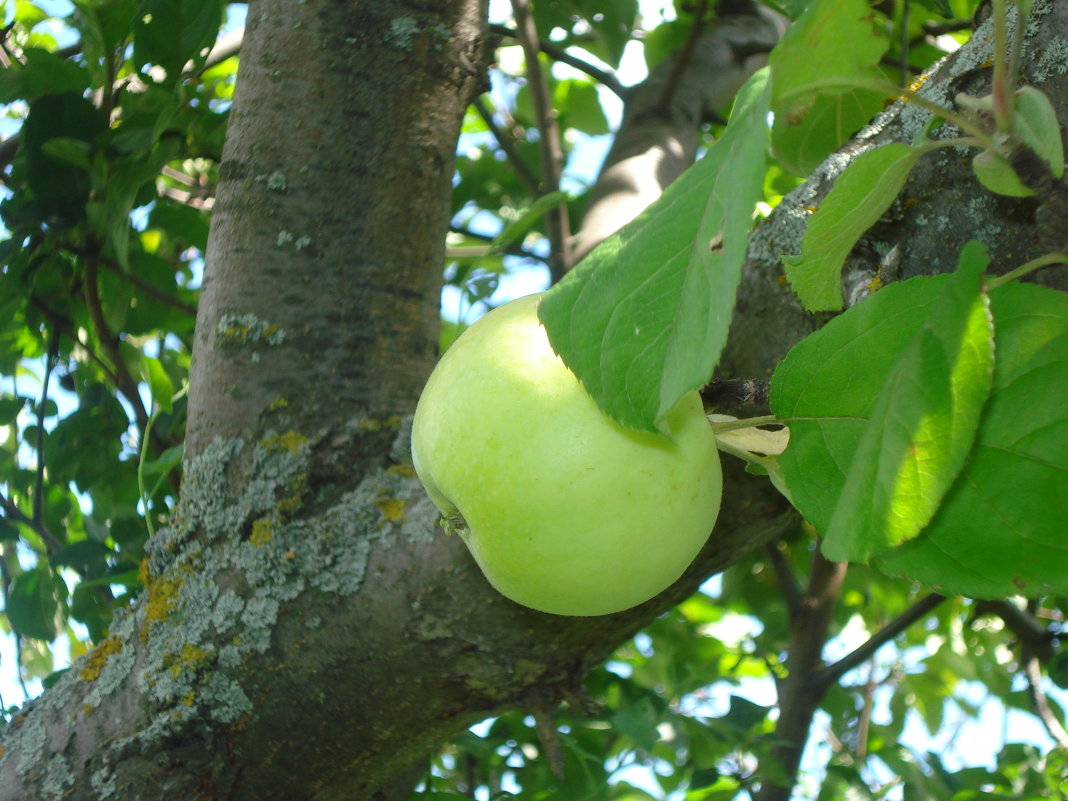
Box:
991, 0, 1014, 134
708, 414, 780, 433
986, 251, 1068, 289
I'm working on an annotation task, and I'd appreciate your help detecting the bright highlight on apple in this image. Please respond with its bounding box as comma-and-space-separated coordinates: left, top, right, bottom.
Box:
411, 293, 723, 616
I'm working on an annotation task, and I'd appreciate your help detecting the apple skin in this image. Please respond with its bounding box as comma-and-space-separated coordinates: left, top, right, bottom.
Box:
411, 293, 723, 616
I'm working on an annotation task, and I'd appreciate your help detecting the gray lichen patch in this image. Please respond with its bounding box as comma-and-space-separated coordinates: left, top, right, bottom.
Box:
215, 312, 287, 346
387, 17, 419, 49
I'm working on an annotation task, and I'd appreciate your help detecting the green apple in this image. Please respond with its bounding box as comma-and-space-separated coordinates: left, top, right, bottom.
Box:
411, 293, 723, 616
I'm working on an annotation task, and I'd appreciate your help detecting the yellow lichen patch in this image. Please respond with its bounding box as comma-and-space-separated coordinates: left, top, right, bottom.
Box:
261, 430, 307, 453
167, 643, 212, 678
375, 497, 406, 522
266, 397, 289, 412
250, 517, 273, 546
867, 275, 884, 294
386, 463, 417, 478
182, 691, 196, 707
80, 635, 124, 681
357, 415, 403, 433
140, 560, 186, 642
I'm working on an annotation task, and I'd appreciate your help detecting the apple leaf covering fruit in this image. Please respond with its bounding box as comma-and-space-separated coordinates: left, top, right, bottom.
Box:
411, 293, 723, 616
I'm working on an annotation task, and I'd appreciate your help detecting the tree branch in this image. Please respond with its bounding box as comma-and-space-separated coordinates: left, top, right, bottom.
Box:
67, 246, 199, 318
815, 593, 947, 691
656, 0, 710, 116
756, 550, 847, 801
764, 541, 804, 618
975, 599, 1056, 663
0, 493, 62, 553
489, 23, 628, 99
509, 0, 574, 282
1023, 654, 1068, 749
83, 255, 150, 434
32, 330, 59, 526
472, 96, 541, 194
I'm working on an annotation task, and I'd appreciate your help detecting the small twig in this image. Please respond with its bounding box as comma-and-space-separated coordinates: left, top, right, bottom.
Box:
764, 542, 804, 618
855, 660, 878, 762
472, 97, 541, 194
489, 23, 628, 99
510, 0, 574, 281
32, 330, 60, 525
83, 254, 151, 435
0, 493, 62, 552
815, 593, 947, 690
899, 0, 910, 87
974, 598, 1056, 663
1023, 654, 1068, 748
656, 0, 709, 116
448, 224, 546, 263
527, 691, 566, 780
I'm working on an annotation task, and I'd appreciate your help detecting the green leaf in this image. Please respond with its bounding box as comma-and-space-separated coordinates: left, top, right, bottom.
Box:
141, 355, 174, 412
40, 136, 92, 169
21, 92, 107, 225
784, 143, 922, 311
769, 0, 889, 124
772, 87, 888, 177
556, 79, 609, 136
0, 396, 26, 424
6, 565, 62, 641
538, 68, 772, 432
0, 47, 91, 103
973, 148, 1033, 197
133, 0, 222, 81
1013, 86, 1064, 179
0, 518, 19, 542
875, 281, 1068, 597
773, 261, 1068, 597
821, 245, 994, 562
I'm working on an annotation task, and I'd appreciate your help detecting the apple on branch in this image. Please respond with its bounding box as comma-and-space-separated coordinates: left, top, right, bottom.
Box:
411, 293, 723, 616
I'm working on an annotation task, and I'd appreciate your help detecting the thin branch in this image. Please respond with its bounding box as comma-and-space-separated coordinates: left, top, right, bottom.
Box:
510, 0, 574, 282
489, 23, 628, 99
815, 593, 947, 690
472, 97, 541, 194
32, 330, 60, 526
83, 255, 151, 434
656, 0, 709, 116
448, 224, 547, 263
975, 598, 1056, 663
1023, 654, 1068, 749
755, 549, 848, 801
71, 247, 200, 316
764, 541, 804, 618
0, 492, 62, 552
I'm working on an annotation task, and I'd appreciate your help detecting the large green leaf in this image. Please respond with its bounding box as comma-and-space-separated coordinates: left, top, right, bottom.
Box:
538, 69, 772, 432
769, 0, 890, 175
875, 281, 1068, 597
772, 260, 1068, 597
132, 0, 222, 81
20, 92, 107, 225
7, 565, 63, 641
783, 143, 922, 311
821, 245, 994, 561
